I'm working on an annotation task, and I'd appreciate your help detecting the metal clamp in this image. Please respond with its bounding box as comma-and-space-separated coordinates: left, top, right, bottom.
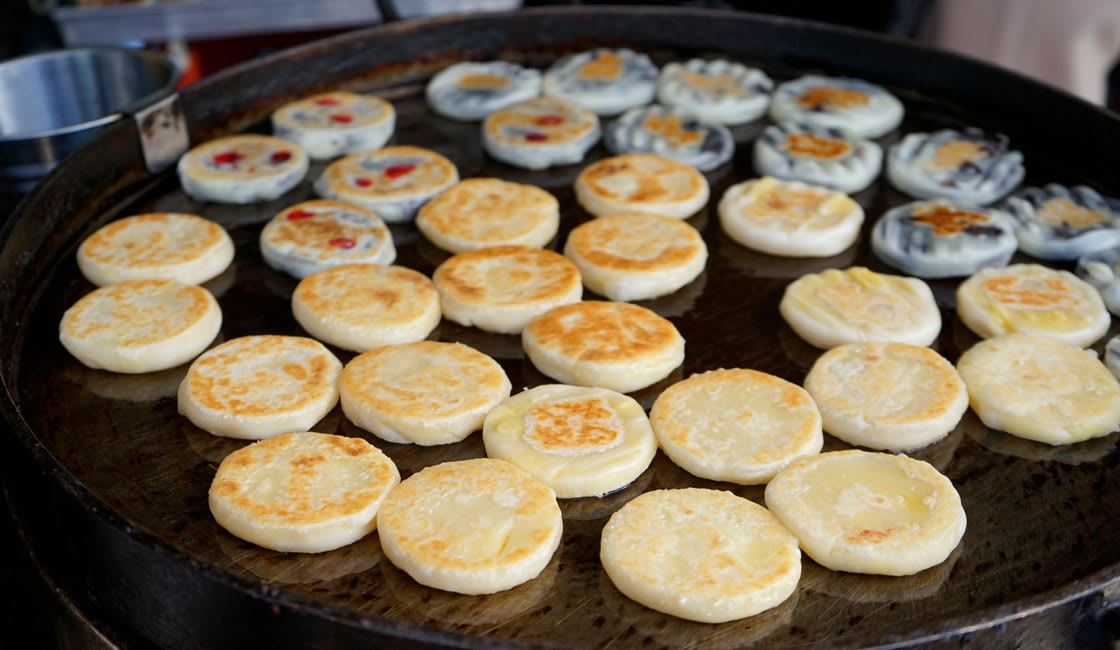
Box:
132, 93, 189, 175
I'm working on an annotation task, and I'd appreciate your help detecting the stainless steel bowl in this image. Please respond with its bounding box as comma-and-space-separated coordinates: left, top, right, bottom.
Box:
0, 47, 180, 200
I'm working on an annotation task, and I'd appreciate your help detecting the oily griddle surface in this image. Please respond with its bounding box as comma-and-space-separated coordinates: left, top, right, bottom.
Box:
16, 76, 1120, 648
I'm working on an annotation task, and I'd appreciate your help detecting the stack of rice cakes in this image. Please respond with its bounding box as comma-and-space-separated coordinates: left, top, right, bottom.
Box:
53, 42, 1120, 645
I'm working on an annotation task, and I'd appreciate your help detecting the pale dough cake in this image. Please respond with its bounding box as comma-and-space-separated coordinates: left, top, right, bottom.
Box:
481, 96, 601, 170
956, 333, 1120, 445
339, 341, 511, 445
209, 431, 400, 553
415, 178, 560, 254
752, 123, 882, 194
563, 212, 707, 301
522, 300, 685, 393
432, 246, 582, 334
956, 264, 1110, 348
604, 105, 735, 172
271, 91, 395, 159
482, 384, 656, 498
804, 342, 968, 451
59, 279, 221, 374
177, 134, 309, 204
600, 488, 801, 623
313, 145, 458, 222
377, 458, 562, 595
542, 48, 658, 116
887, 128, 1023, 206
77, 213, 234, 286
291, 264, 441, 352
178, 335, 343, 439
764, 450, 967, 576
769, 75, 904, 139
575, 153, 709, 220
426, 61, 542, 121
718, 177, 864, 257
656, 58, 773, 125
258, 200, 395, 279
780, 267, 941, 349
649, 369, 823, 485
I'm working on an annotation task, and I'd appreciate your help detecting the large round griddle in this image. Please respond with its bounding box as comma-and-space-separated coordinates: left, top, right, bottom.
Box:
2, 8, 1120, 649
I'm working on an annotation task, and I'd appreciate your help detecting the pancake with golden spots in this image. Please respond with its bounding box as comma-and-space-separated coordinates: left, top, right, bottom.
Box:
574, 153, 709, 220
432, 246, 582, 334
522, 300, 685, 393
339, 341, 511, 445
718, 176, 864, 257
956, 333, 1120, 445
76, 213, 234, 286
426, 61, 542, 121
650, 369, 822, 484
600, 488, 801, 623
764, 450, 966, 575
313, 145, 458, 222
209, 431, 399, 553
1002, 184, 1120, 260
178, 335, 343, 439
804, 342, 968, 451
60, 279, 221, 374
888, 128, 1024, 205
604, 105, 734, 172
769, 74, 903, 138
177, 134, 308, 204
271, 91, 395, 159
415, 178, 559, 254
542, 48, 658, 115
482, 96, 600, 170
563, 212, 707, 301
656, 58, 773, 125
753, 122, 882, 193
291, 264, 440, 352
377, 458, 562, 595
871, 199, 1017, 278
956, 263, 1109, 347
483, 384, 656, 498
259, 200, 395, 279
780, 267, 941, 349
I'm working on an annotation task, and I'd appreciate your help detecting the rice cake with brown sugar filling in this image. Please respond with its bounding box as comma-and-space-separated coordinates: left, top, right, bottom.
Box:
415, 178, 559, 254
77, 212, 234, 286
178, 335, 343, 440
563, 212, 707, 301
377, 458, 562, 595
291, 264, 441, 352
60, 278, 222, 374
340, 341, 511, 446
432, 246, 582, 334
522, 300, 685, 393
209, 431, 400, 553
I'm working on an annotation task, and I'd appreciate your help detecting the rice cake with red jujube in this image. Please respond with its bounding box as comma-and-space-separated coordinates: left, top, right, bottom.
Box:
177, 134, 309, 204
271, 91, 395, 159
259, 200, 395, 279
314, 145, 458, 222
482, 96, 601, 170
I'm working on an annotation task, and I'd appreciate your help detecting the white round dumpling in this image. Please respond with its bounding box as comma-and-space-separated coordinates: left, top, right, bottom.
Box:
769, 74, 903, 138
1002, 184, 1120, 260
887, 128, 1024, 205
753, 122, 881, 193
605, 105, 734, 171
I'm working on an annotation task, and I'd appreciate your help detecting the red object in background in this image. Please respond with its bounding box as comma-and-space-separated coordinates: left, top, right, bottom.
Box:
171, 28, 352, 87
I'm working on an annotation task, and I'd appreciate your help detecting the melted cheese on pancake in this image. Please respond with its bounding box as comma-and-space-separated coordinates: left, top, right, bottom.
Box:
60, 279, 221, 374
956, 333, 1120, 444
377, 458, 562, 595
178, 335, 342, 439
575, 153, 709, 219
483, 384, 655, 498
522, 300, 685, 393
805, 342, 968, 450
416, 178, 559, 253
600, 488, 801, 623
780, 267, 941, 348
956, 264, 1109, 347
209, 431, 399, 552
764, 450, 966, 575
291, 264, 440, 352
433, 246, 582, 334
563, 212, 707, 301
339, 341, 511, 445
650, 369, 823, 484
77, 213, 234, 286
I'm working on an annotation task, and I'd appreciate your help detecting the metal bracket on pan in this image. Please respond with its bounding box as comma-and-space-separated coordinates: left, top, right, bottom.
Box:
132, 93, 189, 175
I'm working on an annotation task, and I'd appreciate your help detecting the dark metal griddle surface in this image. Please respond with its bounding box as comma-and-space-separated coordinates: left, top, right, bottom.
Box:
3, 8, 1120, 649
